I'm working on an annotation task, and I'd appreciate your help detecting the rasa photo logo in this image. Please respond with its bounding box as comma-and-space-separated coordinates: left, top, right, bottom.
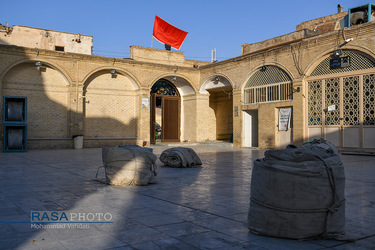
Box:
30, 211, 113, 229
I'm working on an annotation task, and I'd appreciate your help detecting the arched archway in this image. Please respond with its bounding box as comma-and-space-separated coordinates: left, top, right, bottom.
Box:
305, 49, 375, 149
82, 69, 139, 147
150, 79, 180, 143
242, 65, 294, 148
2, 61, 71, 149
200, 75, 233, 142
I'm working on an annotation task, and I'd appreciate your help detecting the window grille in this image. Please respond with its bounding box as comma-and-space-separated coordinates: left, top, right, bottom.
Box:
363, 74, 375, 125
244, 66, 292, 104
308, 80, 323, 126
325, 78, 340, 125
308, 74, 375, 127
245, 66, 292, 88
310, 50, 375, 76
244, 82, 292, 104
343, 76, 360, 126
150, 79, 179, 96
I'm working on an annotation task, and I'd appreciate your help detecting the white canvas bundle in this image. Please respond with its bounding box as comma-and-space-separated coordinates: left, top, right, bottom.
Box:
160, 147, 202, 168
248, 139, 345, 239
102, 145, 157, 186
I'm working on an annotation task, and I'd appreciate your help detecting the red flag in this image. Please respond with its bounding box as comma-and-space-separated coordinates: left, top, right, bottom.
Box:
153, 15, 188, 50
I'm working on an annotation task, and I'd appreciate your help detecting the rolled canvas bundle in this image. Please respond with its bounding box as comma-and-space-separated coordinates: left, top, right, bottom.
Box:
102, 145, 157, 186
247, 139, 345, 239
160, 147, 202, 168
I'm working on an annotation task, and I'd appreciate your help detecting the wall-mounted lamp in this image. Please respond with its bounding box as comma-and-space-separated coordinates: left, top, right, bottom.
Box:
35, 61, 42, 71
293, 87, 300, 93
110, 69, 116, 74
339, 38, 354, 48
333, 49, 342, 57
213, 76, 220, 84
172, 76, 177, 81
79, 94, 89, 103
288, 86, 300, 97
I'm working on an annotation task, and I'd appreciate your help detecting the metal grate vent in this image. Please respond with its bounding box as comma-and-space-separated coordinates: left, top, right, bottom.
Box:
245, 66, 292, 88
310, 50, 375, 76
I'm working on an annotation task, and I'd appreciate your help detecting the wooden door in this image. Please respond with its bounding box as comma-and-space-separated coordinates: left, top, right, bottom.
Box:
162, 97, 180, 142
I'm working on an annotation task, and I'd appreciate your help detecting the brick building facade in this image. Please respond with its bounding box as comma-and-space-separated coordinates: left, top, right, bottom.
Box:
1, 4, 375, 150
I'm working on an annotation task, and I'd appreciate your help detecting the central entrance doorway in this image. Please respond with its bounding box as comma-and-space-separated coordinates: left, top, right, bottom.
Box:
150, 79, 180, 143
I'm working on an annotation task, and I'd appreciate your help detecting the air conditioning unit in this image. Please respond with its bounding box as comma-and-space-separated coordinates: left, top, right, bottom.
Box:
3, 96, 27, 152
349, 3, 375, 27
350, 11, 367, 26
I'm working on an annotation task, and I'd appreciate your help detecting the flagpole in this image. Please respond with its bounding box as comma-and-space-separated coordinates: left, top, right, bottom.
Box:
151, 36, 153, 48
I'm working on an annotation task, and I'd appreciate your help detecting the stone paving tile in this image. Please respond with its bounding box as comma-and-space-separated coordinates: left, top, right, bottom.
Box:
111, 227, 171, 245
0, 146, 374, 249
14, 230, 66, 250
166, 209, 219, 222
57, 233, 127, 249
153, 221, 211, 237
249, 237, 325, 250
132, 213, 184, 227
191, 216, 247, 231
0, 232, 44, 249
93, 216, 147, 233
130, 237, 200, 249
43, 224, 104, 241
176, 231, 244, 249
332, 235, 375, 249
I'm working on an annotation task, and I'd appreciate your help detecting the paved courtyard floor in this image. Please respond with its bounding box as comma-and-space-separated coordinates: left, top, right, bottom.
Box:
0, 144, 374, 249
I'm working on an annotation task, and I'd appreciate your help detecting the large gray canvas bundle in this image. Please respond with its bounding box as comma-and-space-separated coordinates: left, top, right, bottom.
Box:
160, 147, 202, 168
102, 145, 157, 186
247, 139, 345, 239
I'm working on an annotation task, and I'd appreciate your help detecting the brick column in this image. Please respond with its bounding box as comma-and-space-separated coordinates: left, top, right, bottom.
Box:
195, 93, 216, 142
138, 87, 151, 147
232, 89, 242, 147
0, 79, 3, 151
182, 94, 197, 142
292, 78, 305, 146
69, 82, 84, 137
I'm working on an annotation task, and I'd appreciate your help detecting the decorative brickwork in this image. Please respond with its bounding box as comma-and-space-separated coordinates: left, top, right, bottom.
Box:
1, 20, 375, 150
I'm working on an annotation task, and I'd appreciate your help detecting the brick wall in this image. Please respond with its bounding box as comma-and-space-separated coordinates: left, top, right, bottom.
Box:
83, 71, 138, 138
196, 94, 216, 141
182, 94, 197, 142
211, 91, 233, 139
2, 63, 70, 148
1, 21, 374, 150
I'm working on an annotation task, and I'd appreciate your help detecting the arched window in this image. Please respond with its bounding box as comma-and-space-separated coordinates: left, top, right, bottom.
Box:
307, 50, 375, 127
310, 50, 375, 76
306, 50, 375, 148
244, 66, 292, 104
150, 79, 179, 96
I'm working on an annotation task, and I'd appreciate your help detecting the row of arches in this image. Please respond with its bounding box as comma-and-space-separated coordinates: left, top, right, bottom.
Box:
2, 47, 374, 95
0, 59, 236, 147
242, 49, 375, 149
1, 47, 374, 149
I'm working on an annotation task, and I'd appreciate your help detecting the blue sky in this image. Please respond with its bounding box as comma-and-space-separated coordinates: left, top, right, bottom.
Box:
0, 0, 370, 61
